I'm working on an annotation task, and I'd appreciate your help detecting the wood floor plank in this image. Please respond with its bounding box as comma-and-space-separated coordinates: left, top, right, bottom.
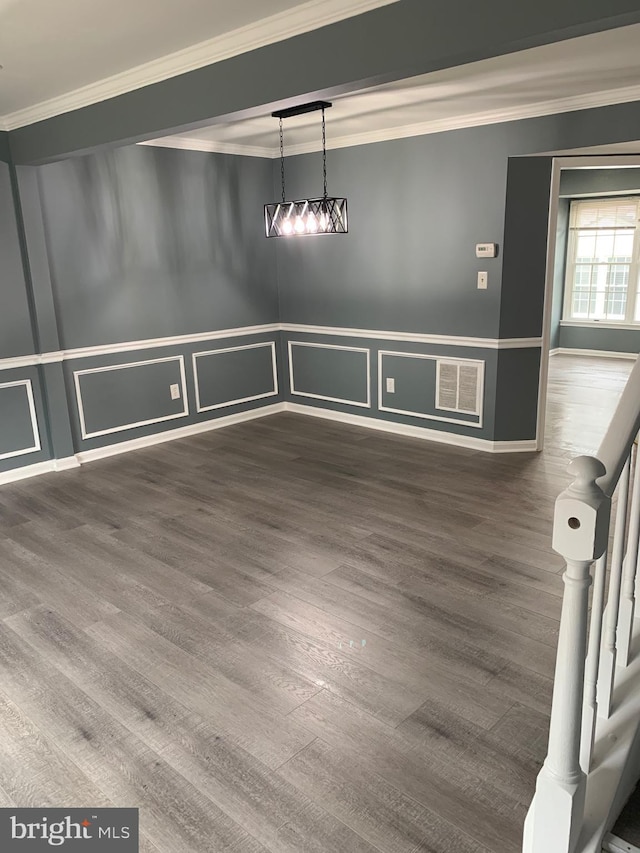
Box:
0, 353, 630, 853
84, 611, 317, 769
287, 689, 525, 851
277, 736, 494, 853
250, 589, 511, 728
0, 619, 268, 853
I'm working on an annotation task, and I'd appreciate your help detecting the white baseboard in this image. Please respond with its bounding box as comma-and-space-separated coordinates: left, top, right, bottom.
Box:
550, 347, 638, 360
74, 403, 285, 464
0, 398, 540, 486
284, 402, 537, 453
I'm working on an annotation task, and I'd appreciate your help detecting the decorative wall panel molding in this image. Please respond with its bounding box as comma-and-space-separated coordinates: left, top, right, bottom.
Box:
193, 341, 278, 413
288, 341, 371, 408
73, 356, 189, 440
378, 350, 485, 428
0, 379, 41, 460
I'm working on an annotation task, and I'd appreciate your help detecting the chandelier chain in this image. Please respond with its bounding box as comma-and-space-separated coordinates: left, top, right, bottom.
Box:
322, 108, 327, 199
279, 117, 286, 203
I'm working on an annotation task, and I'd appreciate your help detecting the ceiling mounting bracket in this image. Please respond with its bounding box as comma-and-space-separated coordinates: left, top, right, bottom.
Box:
271, 101, 332, 120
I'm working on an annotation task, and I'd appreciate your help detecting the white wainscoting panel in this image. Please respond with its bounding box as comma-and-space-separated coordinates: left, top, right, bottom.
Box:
73, 355, 189, 440
0, 379, 42, 460
288, 341, 371, 408
378, 350, 485, 429
192, 341, 278, 413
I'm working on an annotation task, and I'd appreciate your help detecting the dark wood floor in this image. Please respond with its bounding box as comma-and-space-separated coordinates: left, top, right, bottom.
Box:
0, 354, 633, 853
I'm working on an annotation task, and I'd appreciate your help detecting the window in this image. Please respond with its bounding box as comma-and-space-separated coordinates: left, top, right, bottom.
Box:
563, 197, 640, 325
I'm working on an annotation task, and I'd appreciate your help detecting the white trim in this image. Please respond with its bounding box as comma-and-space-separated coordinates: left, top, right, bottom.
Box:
0, 323, 542, 373
192, 341, 278, 413
53, 456, 81, 472
280, 323, 541, 349
284, 402, 536, 453
62, 323, 280, 362
0, 460, 58, 486
551, 347, 638, 359
74, 403, 285, 464
73, 355, 189, 441
0, 396, 538, 488
377, 350, 484, 428
0, 380, 42, 461
560, 320, 640, 331
288, 340, 371, 408
137, 83, 640, 160
0, 0, 398, 131
536, 158, 562, 452
139, 137, 273, 160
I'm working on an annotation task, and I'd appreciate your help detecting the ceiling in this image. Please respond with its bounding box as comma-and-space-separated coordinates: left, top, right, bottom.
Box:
0, 0, 397, 127
1, 2, 640, 156
142, 24, 640, 158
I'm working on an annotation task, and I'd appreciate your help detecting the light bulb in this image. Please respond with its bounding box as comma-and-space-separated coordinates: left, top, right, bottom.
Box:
282, 219, 293, 235
307, 214, 318, 233
294, 216, 305, 234
318, 214, 328, 231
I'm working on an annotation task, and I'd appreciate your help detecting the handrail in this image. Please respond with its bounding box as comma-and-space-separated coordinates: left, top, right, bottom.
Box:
597, 355, 640, 497
524, 354, 640, 853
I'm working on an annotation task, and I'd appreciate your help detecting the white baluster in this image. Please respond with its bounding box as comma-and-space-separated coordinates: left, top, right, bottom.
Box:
597, 457, 631, 718
524, 456, 609, 853
618, 444, 640, 667
580, 552, 607, 772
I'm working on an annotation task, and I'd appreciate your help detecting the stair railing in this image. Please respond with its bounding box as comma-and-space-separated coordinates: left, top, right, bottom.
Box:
524, 354, 640, 853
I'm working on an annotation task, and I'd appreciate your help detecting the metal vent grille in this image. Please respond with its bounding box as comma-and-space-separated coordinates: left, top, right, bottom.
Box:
436, 360, 482, 416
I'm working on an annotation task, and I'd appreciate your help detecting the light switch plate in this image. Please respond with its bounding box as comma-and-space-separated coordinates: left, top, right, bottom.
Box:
386, 377, 395, 393
170, 384, 181, 400
477, 271, 488, 290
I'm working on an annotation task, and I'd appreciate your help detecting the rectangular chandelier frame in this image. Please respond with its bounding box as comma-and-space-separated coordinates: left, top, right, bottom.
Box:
264, 197, 348, 238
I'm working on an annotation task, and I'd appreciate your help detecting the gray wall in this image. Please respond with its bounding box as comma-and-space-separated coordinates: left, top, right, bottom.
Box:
0, 145, 282, 475
559, 167, 640, 197
0, 162, 36, 359
37, 145, 278, 349
0, 132, 9, 163
558, 325, 640, 354
276, 128, 507, 338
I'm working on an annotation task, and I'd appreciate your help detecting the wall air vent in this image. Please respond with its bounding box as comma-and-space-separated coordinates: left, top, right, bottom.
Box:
436, 360, 483, 416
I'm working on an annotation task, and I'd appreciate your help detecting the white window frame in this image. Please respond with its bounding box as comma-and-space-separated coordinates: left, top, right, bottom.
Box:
562, 196, 640, 328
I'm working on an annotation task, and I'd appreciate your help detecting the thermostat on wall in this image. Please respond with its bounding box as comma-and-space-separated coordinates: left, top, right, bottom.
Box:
475, 242, 498, 258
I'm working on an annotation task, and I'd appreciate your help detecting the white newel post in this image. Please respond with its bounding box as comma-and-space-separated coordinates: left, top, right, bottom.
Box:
524, 457, 610, 853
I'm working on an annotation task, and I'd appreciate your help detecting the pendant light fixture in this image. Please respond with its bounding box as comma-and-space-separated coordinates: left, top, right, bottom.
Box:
264, 101, 348, 238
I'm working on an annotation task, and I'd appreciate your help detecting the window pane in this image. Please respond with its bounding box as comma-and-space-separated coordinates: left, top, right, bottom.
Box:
613, 231, 634, 258
594, 233, 614, 262
566, 198, 639, 324
576, 233, 596, 259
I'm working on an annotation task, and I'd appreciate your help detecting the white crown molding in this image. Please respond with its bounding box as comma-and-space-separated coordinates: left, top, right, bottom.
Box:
138, 136, 274, 159
0, 0, 398, 131
0, 323, 542, 374
138, 82, 640, 159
